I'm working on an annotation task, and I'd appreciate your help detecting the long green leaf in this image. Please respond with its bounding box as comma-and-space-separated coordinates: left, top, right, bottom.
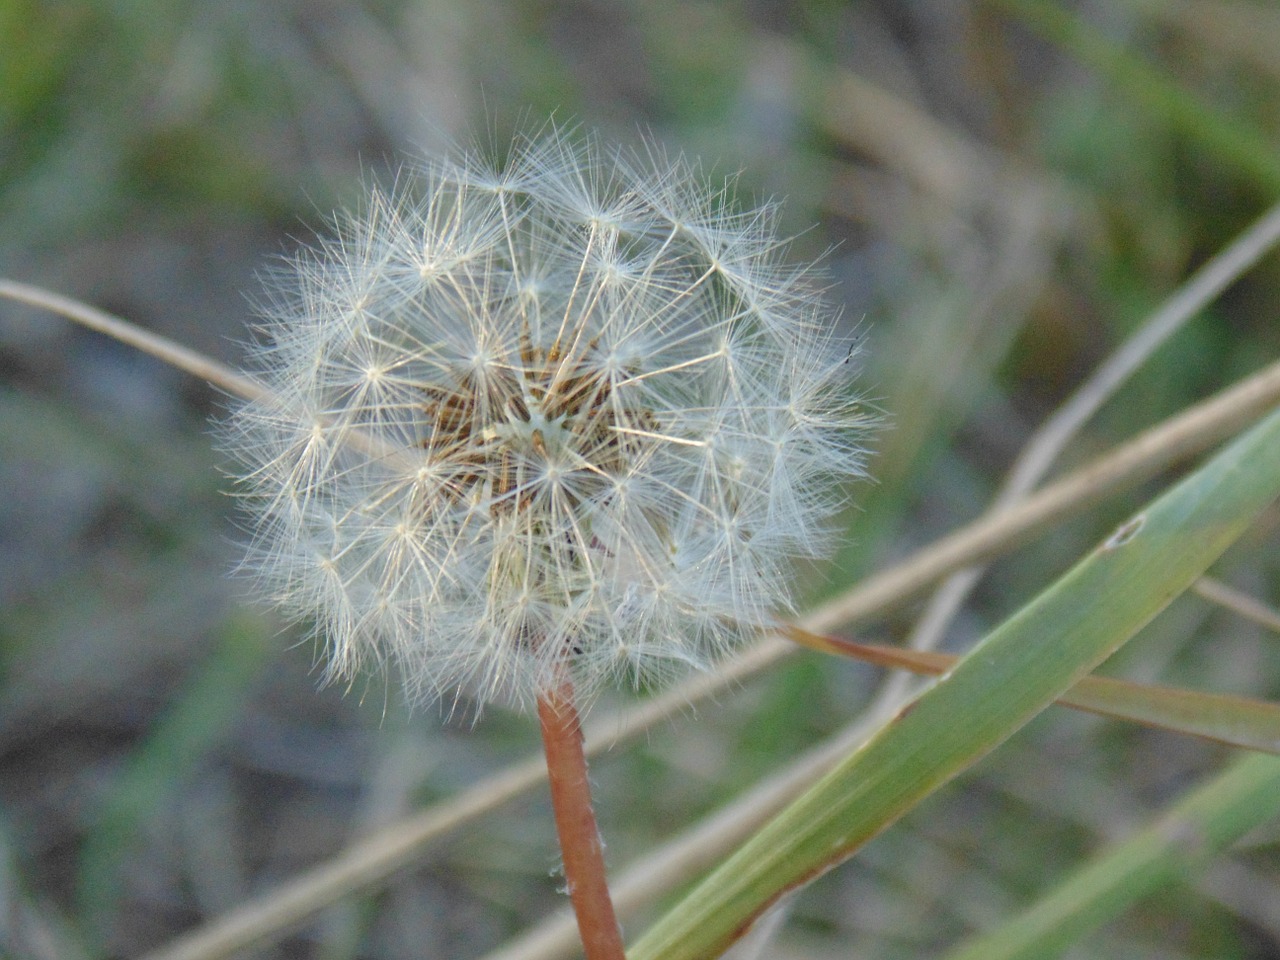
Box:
940, 752, 1280, 960
628, 404, 1280, 960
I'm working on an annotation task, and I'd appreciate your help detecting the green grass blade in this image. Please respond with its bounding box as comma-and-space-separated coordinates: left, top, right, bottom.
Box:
628, 404, 1280, 960
940, 752, 1280, 960
990, 0, 1280, 193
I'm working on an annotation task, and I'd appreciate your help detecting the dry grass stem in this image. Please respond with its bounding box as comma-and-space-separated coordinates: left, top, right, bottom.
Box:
0, 280, 266, 403
137, 640, 790, 960
1193, 577, 1280, 634
11, 281, 1279, 959
481, 613, 1280, 960
1001, 200, 1280, 499
811, 354, 1280, 631
888, 199, 1280, 697
140, 353, 1280, 960
9, 6, 1280, 959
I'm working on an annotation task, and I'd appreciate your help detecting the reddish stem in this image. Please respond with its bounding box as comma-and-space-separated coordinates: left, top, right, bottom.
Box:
537, 678, 625, 960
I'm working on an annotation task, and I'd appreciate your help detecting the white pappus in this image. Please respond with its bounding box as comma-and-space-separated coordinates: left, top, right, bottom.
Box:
221, 126, 873, 714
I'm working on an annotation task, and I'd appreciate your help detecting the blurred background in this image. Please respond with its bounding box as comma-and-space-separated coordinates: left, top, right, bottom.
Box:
3, 1, 1280, 958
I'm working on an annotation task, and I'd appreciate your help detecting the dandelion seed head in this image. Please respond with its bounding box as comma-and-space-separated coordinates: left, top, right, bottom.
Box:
222, 126, 872, 714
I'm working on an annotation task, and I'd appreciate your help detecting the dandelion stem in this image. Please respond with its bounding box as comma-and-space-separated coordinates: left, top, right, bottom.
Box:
536, 676, 624, 960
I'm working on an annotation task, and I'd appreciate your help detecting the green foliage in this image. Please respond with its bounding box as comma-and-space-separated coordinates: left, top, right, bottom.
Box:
632, 407, 1280, 960
76, 615, 274, 938
3, 2, 1280, 958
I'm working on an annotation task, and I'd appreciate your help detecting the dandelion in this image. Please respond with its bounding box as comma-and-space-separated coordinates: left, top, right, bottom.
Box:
220, 125, 871, 958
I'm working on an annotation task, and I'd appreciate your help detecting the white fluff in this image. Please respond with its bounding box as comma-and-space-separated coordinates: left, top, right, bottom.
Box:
221, 127, 872, 714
